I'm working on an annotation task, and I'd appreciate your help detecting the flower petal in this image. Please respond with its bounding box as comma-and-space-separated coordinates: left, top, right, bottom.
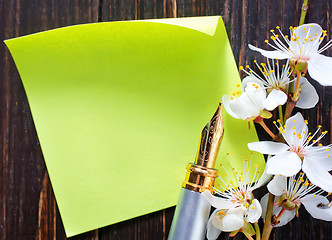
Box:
267, 175, 287, 196
260, 193, 269, 221
302, 157, 332, 192
245, 82, 267, 109
219, 206, 245, 232
290, 23, 322, 56
229, 93, 261, 120
263, 89, 287, 111
248, 141, 289, 155
308, 54, 332, 86
301, 194, 332, 221
207, 209, 223, 240
246, 199, 262, 223
260, 193, 295, 227
277, 208, 296, 227
249, 44, 290, 59
202, 191, 237, 209
266, 151, 302, 176
295, 77, 319, 109
242, 76, 263, 89
222, 95, 241, 119
284, 112, 308, 146
306, 146, 332, 171
251, 166, 272, 190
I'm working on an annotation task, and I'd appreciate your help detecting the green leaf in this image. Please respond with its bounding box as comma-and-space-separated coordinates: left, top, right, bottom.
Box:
230, 229, 239, 237
260, 110, 273, 119
241, 221, 256, 236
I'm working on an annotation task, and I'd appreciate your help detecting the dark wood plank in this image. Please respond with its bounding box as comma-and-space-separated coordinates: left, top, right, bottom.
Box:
1, 0, 332, 239
0, 1, 99, 239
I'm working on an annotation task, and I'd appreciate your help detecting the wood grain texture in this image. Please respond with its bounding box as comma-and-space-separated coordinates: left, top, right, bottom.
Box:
1, 0, 332, 239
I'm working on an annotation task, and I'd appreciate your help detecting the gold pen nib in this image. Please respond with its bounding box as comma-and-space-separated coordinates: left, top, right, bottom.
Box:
182, 103, 224, 193
195, 102, 224, 168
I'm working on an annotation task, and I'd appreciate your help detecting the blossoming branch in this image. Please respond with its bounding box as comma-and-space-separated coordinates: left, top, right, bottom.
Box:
201, 1, 332, 240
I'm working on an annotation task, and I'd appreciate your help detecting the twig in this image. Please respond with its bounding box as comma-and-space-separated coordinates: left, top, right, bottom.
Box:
299, 0, 309, 26
243, 232, 255, 240
257, 120, 276, 140
261, 193, 275, 240
278, 105, 284, 126
254, 222, 261, 240
292, 72, 302, 102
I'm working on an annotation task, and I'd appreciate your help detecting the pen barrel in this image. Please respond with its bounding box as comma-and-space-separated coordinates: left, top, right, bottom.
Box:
168, 164, 218, 240
168, 188, 211, 240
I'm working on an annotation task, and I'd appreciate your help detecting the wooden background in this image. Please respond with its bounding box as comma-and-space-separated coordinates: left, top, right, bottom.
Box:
1, 0, 332, 239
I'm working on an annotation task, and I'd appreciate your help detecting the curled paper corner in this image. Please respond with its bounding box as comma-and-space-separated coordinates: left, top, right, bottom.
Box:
4, 16, 222, 46
143, 16, 222, 36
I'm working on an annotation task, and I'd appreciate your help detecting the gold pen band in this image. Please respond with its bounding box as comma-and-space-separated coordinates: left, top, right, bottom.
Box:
182, 163, 218, 193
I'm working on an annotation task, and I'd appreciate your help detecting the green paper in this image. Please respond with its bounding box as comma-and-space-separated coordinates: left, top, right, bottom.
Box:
5, 16, 264, 237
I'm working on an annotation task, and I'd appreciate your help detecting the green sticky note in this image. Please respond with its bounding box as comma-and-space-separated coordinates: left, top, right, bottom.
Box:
5, 16, 264, 237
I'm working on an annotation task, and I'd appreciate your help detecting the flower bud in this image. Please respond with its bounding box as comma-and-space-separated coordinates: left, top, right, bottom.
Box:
289, 59, 308, 74
296, 60, 308, 73
275, 193, 301, 211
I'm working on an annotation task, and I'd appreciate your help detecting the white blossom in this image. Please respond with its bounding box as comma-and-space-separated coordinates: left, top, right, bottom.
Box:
222, 81, 286, 121
249, 23, 332, 85
241, 59, 318, 109
261, 174, 332, 227
202, 156, 270, 239
248, 112, 332, 192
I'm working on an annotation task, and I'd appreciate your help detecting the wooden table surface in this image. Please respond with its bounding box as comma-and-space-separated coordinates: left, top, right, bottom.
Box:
1, 0, 332, 239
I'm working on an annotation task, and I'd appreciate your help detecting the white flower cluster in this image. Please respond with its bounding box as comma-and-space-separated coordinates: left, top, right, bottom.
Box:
202, 23, 332, 240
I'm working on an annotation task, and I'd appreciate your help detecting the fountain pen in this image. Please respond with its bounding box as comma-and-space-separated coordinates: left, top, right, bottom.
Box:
168, 103, 224, 240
